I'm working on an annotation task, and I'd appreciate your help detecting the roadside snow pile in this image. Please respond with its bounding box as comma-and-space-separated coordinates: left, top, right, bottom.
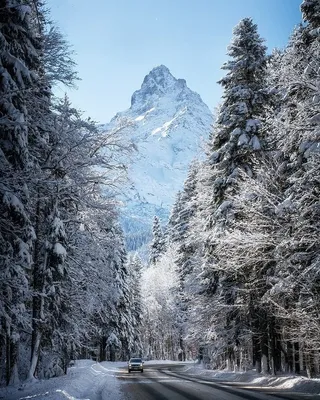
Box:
144, 359, 194, 365
250, 375, 320, 394
0, 360, 127, 400
180, 364, 258, 382
180, 365, 320, 395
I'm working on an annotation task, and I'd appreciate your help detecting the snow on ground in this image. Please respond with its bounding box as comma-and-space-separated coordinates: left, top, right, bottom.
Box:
144, 359, 194, 365
0, 360, 127, 400
3, 359, 320, 399
180, 364, 320, 395
0, 360, 190, 400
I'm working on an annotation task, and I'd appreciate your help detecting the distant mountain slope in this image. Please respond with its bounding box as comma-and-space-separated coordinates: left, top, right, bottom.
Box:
101, 65, 213, 253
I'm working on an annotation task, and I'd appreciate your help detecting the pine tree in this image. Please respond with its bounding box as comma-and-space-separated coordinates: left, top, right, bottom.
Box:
127, 254, 143, 356
109, 225, 135, 361
174, 161, 199, 284
149, 216, 165, 265
190, 18, 268, 370
0, 0, 46, 385
167, 191, 183, 243
208, 17, 268, 205
173, 161, 200, 361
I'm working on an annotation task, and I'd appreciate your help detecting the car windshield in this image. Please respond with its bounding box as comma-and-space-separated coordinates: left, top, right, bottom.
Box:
130, 358, 142, 363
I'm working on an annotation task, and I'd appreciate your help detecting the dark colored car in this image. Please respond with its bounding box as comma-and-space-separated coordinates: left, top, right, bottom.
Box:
128, 357, 143, 373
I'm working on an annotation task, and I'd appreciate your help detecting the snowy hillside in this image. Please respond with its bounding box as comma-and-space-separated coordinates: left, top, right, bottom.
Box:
101, 65, 213, 251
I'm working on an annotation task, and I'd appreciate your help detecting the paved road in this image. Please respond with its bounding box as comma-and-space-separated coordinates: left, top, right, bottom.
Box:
116, 363, 320, 400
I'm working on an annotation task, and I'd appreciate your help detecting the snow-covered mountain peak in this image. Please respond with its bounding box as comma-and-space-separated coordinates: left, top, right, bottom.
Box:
143, 64, 174, 87
131, 65, 193, 111
142, 65, 175, 90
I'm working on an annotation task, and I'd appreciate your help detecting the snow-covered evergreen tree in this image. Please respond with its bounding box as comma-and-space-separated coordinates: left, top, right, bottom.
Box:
149, 216, 165, 265
166, 191, 183, 243
0, 0, 46, 385
170, 162, 200, 360
188, 17, 269, 370
126, 254, 143, 356
207, 17, 268, 208
174, 161, 199, 284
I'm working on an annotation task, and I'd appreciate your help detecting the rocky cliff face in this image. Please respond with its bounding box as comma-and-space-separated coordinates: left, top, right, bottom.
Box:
101, 65, 213, 253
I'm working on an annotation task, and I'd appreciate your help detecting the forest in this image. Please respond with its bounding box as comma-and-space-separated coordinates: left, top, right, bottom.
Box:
0, 0, 319, 387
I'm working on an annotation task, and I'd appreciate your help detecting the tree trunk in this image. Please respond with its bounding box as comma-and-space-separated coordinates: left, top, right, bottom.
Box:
287, 341, 293, 373
274, 330, 282, 373
235, 348, 240, 371
294, 342, 300, 374
269, 321, 276, 375
252, 312, 262, 373
31, 193, 44, 373
7, 334, 20, 386
253, 333, 261, 372
29, 282, 45, 379
261, 320, 269, 374
227, 347, 234, 371
6, 333, 10, 386
109, 344, 115, 362
179, 331, 185, 361
306, 351, 316, 379
28, 331, 41, 380
0, 335, 3, 384
100, 337, 106, 362
269, 318, 281, 375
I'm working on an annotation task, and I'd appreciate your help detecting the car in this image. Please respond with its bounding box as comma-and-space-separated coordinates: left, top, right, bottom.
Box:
128, 357, 143, 373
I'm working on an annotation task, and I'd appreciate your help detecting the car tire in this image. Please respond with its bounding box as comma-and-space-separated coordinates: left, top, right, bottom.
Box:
128, 370, 131, 373
141, 369, 143, 373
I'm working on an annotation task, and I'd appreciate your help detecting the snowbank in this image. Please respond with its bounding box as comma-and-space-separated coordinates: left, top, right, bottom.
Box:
144, 359, 194, 365
179, 365, 320, 395
0, 360, 127, 400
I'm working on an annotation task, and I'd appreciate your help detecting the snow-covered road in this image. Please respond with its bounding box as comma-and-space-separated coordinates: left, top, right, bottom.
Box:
2, 361, 320, 400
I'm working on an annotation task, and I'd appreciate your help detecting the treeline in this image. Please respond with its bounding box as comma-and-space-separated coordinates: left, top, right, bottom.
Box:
143, 1, 320, 377
0, 1, 142, 385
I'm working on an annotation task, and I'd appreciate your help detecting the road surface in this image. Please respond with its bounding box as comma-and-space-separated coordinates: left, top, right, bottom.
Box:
116, 363, 320, 400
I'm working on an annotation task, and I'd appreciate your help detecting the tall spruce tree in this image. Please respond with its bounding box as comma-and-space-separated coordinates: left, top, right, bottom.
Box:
127, 254, 143, 356
167, 191, 183, 243
190, 18, 268, 370
149, 216, 165, 265
174, 161, 199, 286
173, 161, 200, 361
0, 0, 47, 384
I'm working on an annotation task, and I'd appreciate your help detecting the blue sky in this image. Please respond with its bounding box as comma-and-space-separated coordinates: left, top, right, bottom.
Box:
47, 0, 303, 122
